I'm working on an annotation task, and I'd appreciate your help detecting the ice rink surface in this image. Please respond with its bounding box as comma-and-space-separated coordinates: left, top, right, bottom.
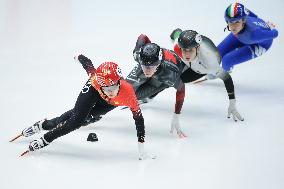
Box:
0, 0, 284, 189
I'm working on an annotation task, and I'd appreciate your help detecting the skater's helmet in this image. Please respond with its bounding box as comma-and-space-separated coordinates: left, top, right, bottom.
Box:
95, 62, 123, 87
139, 43, 162, 66
178, 30, 202, 49
224, 3, 248, 23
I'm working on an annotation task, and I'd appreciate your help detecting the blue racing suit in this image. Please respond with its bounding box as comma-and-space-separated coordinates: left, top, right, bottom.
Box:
218, 11, 278, 71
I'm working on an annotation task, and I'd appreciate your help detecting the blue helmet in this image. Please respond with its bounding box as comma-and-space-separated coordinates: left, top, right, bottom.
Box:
224, 3, 248, 23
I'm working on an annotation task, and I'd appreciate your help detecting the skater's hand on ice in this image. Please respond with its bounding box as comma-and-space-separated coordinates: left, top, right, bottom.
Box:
267, 21, 276, 30
138, 152, 156, 160
227, 99, 244, 122
138, 142, 156, 160
170, 113, 187, 138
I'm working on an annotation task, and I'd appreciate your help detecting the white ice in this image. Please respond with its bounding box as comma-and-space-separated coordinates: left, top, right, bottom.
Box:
1, 0, 284, 189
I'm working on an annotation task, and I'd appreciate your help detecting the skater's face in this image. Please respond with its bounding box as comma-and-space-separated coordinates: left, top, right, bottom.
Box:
228, 19, 245, 35
141, 63, 160, 77
181, 47, 198, 62
102, 82, 120, 98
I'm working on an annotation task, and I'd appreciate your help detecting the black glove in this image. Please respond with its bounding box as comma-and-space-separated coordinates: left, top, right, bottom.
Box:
77, 54, 93, 67
75, 54, 95, 75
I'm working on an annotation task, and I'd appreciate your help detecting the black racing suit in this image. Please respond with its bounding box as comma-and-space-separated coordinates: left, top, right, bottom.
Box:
128, 34, 186, 113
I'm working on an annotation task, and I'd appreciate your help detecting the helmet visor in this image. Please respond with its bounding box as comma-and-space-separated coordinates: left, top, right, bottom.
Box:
140, 59, 160, 66
141, 64, 160, 77
226, 16, 246, 24
227, 19, 241, 24
101, 81, 120, 93
180, 46, 196, 51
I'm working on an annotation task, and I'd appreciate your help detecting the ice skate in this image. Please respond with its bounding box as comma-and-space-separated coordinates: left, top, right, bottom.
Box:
10, 119, 46, 142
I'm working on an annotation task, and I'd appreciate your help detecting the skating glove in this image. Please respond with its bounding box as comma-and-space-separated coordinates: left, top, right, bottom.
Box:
74, 54, 95, 76
227, 99, 244, 122
170, 113, 187, 138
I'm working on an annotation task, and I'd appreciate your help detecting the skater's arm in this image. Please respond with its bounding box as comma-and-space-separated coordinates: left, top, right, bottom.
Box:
217, 70, 244, 121
171, 81, 187, 138
131, 108, 145, 143
173, 44, 182, 58
133, 34, 151, 53
133, 34, 151, 62
76, 54, 96, 76
174, 81, 185, 114
217, 70, 235, 99
127, 86, 145, 143
250, 29, 278, 43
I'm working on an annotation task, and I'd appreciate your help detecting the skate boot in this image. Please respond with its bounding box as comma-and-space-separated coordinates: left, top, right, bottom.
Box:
19, 137, 50, 156
22, 119, 46, 137
29, 137, 49, 151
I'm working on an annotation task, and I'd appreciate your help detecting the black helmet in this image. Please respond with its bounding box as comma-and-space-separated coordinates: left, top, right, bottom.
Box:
139, 43, 161, 66
178, 30, 202, 49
